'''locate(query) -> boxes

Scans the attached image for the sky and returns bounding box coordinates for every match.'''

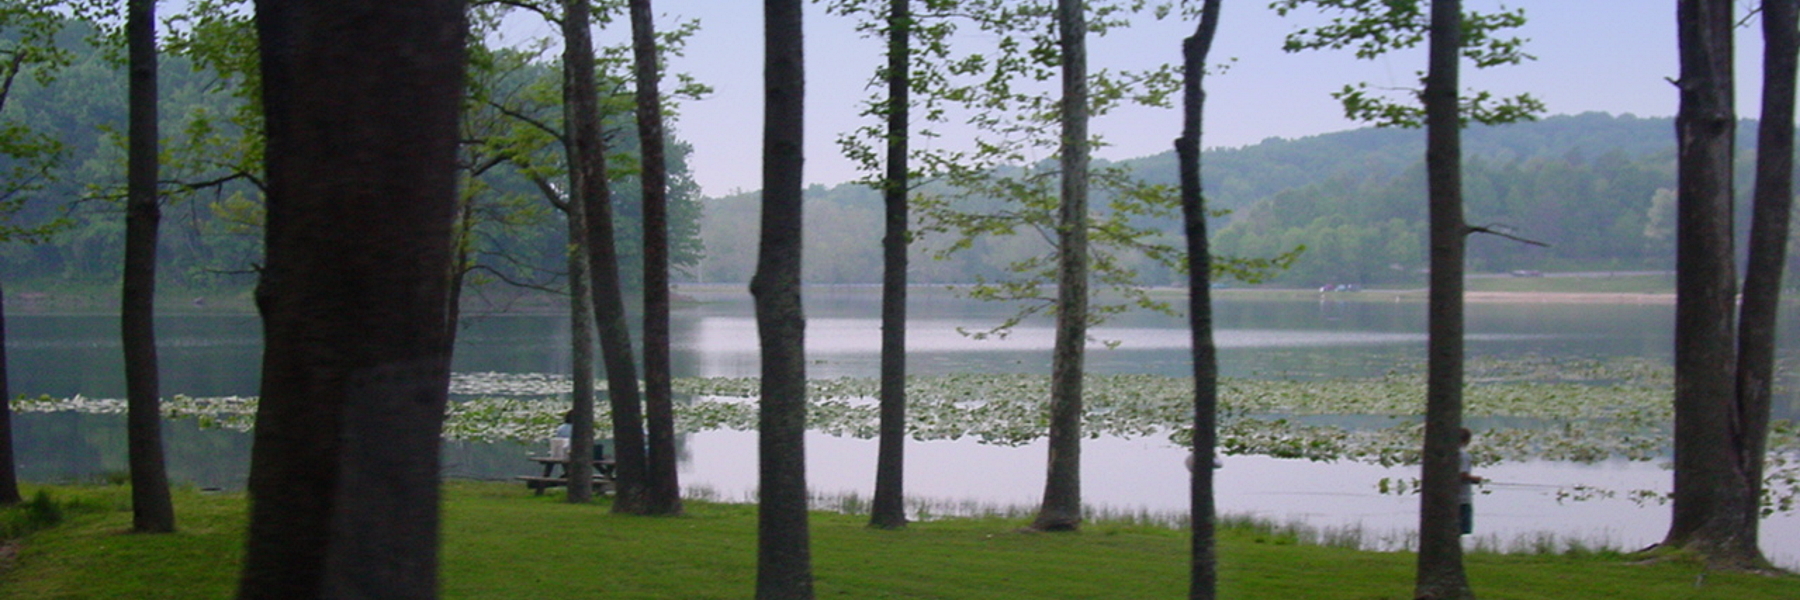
[507,1,1768,198]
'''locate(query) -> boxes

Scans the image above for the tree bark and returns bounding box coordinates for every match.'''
[754,0,813,597]
[869,0,912,532]
[557,1,607,505]
[630,0,682,516]
[238,2,466,598]
[1665,0,1761,570]
[563,0,650,514]
[1177,2,1223,597]
[558,176,600,504]
[1729,0,1797,569]
[1031,0,1089,533]
[123,0,175,535]
[0,278,16,506]
[1415,1,1472,598]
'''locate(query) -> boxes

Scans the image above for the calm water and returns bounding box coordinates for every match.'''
[8,286,1799,567]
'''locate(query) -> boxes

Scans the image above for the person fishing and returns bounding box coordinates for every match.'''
[1460,427,1485,535]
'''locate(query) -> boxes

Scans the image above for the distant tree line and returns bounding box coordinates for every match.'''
[700,113,1800,288]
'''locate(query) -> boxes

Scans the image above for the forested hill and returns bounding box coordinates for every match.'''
[700,112,1764,287]
[1127,112,1687,214]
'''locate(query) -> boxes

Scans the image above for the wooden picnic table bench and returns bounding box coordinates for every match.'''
[516,456,617,495]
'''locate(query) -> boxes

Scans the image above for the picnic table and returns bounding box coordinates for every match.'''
[516,456,617,495]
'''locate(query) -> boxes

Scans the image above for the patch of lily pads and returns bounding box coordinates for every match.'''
[13,355,1797,514]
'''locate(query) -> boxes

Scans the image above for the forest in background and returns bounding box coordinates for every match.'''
[0,26,1787,298]
[0,18,704,302]
[701,112,1783,288]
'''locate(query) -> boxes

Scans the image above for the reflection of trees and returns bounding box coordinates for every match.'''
[14,413,250,488]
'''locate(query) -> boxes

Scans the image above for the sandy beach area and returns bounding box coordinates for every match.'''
[1458,291,1676,304]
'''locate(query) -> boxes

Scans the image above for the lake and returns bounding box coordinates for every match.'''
[8,285,1799,568]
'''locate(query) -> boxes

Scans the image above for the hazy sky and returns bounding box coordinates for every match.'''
[510,1,1770,197]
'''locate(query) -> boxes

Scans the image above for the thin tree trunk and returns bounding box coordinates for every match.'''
[869,0,911,531]
[630,0,682,516]
[557,0,613,504]
[1031,0,1088,533]
[754,0,812,596]
[1723,0,1795,568]
[1178,5,1223,597]
[0,278,16,506]
[444,188,480,353]
[238,2,466,596]
[560,180,599,505]
[1666,0,1757,569]
[1415,1,1472,598]
[563,0,649,514]
[124,0,175,534]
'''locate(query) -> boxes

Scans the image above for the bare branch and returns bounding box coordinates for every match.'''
[1468,224,1550,247]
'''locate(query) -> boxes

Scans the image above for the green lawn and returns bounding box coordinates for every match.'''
[2,481,1794,599]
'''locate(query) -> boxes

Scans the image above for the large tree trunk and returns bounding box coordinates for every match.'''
[1730,0,1797,568]
[754,0,813,597]
[0,278,16,506]
[123,0,175,534]
[1415,1,1472,598]
[1030,0,1090,533]
[629,0,682,516]
[869,0,911,532]
[1177,2,1223,598]
[563,0,650,514]
[1665,0,1762,570]
[238,2,466,598]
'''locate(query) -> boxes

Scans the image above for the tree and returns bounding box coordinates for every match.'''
[828,0,919,531]
[629,0,682,516]
[1275,1,1541,597]
[1728,0,1796,569]
[1660,0,1783,569]
[122,0,175,534]
[566,0,651,515]
[1029,0,1091,533]
[0,0,72,507]
[235,2,466,597]
[1176,2,1222,596]
[1416,3,1471,595]
[558,0,608,506]
[754,0,813,596]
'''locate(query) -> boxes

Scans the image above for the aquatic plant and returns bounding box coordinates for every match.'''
[18,357,1798,514]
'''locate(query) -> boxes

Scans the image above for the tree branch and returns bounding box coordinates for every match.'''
[1468,224,1550,247]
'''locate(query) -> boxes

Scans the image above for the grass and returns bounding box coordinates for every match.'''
[2,481,1795,599]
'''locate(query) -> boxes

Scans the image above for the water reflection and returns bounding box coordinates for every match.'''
[6,289,1799,568]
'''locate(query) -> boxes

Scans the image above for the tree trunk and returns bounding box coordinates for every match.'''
[1177,2,1223,597]
[1415,1,1472,598]
[558,178,599,505]
[754,0,813,597]
[1665,0,1761,570]
[444,188,480,353]
[563,0,650,514]
[630,0,682,516]
[1730,0,1797,569]
[123,0,175,535]
[1031,0,1089,533]
[238,2,466,597]
[558,0,615,508]
[869,0,911,532]
[0,278,16,506]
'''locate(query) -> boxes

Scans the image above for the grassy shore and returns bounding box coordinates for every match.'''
[2,482,1794,599]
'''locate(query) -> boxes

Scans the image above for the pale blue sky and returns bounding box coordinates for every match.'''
[513,2,1769,197]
